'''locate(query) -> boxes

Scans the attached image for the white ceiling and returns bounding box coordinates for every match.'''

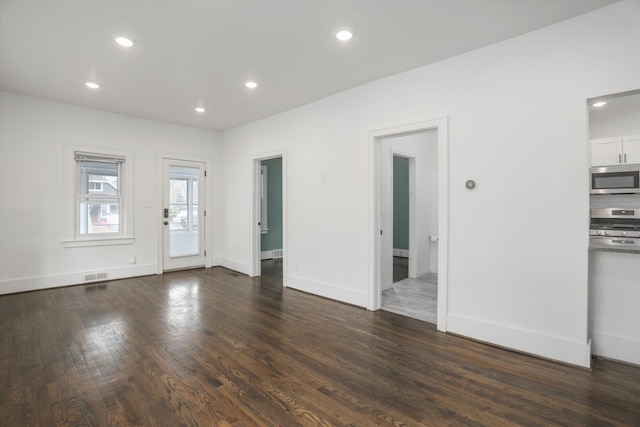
[0,0,618,131]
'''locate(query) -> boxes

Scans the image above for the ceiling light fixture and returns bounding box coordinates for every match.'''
[245,81,258,89]
[592,101,607,107]
[195,107,206,113]
[115,36,134,47]
[85,82,100,89]
[336,30,353,41]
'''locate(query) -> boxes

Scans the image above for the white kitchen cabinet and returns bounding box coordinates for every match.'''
[589,250,640,365]
[590,135,640,166]
[623,135,640,165]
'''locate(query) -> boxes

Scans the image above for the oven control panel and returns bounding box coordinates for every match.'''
[590,207,640,251]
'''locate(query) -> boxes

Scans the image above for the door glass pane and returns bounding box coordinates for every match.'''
[169,177,187,231]
[169,166,199,257]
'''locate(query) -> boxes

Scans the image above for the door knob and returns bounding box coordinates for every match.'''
[164,221,168,225]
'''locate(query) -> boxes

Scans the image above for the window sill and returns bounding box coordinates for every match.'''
[62,236,135,248]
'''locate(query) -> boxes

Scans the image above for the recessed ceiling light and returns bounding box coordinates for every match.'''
[115,37,134,47]
[592,101,607,107]
[195,107,206,113]
[336,30,353,41]
[245,81,258,89]
[85,82,100,89]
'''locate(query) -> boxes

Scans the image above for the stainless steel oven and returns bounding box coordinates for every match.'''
[590,208,640,250]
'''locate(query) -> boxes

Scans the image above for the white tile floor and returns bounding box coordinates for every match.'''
[381,273,438,324]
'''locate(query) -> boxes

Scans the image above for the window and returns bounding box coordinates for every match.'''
[63,146,133,247]
[76,152,124,235]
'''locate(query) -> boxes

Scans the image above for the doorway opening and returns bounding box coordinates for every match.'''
[369,118,448,331]
[381,133,438,324]
[251,151,287,282]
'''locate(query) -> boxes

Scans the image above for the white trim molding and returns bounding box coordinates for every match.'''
[287,274,367,308]
[368,116,449,332]
[0,263,157,295]
[592,331,640,366]
[448,313,592,368]
[393,248,409,258]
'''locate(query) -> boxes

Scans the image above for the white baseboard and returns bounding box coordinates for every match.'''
[393,249,409,258]
[415,269,431,278]
[381,281,394,291]
[448,313,592,368]
[261,249,283,260]
[0,263,157,295]
[220,257,250,276]
[592,331,640,366]
[286,274,367,308]
[208,256,222,267]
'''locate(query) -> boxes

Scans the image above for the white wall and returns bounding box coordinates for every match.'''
[219,1,640,367]
[0,92,221,294]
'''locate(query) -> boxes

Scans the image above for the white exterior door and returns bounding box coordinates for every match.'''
[162,159,205,271]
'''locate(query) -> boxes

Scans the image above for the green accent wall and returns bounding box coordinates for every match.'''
[393,156,409,250]
[261,157,283,251]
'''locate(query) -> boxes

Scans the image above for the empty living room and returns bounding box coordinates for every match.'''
[1,0,639,425]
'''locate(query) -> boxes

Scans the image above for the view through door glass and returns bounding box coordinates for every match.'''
[169,166,199,257]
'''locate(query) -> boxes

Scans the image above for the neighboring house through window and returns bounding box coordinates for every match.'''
[88,181,104,192]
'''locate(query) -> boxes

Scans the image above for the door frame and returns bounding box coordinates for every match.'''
[157,154,213,273]
[368,117,449,331]
[250,149,287,283]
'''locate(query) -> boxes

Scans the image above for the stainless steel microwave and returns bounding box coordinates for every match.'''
[590,164,640,194]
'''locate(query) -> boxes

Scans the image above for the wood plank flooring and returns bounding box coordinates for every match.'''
[2,263,640,426]
[393,256,409,283]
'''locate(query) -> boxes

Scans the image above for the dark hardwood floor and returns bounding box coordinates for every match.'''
[1,262,640,426]
[393,256,409,283]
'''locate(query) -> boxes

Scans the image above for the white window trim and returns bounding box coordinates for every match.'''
[62,144,134,248]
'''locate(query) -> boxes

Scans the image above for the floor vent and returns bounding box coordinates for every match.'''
[85,272,108,282]
[273,249,283,259]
